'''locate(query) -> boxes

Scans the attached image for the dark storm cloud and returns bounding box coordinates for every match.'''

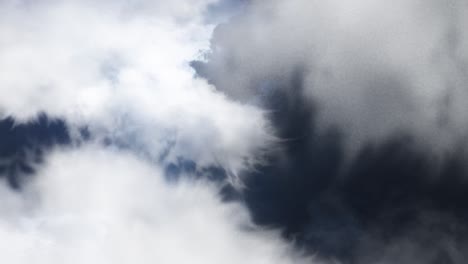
[193,1,468,263]
[199,0,468,152]
[195,60,468,263]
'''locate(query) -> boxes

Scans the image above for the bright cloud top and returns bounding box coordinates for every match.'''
[0,146,311,264]
[0,0,272,172]
[0,1,308,263]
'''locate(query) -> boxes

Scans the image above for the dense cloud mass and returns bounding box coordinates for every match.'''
[200,0,468,152]
[0,0,272,173]
[2,0,468,263]
[194,0,468,263]
[0,146,313,264]
[0,0,310,263]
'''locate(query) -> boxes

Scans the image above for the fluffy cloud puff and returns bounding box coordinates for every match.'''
[0,146,314,264]
[0,0,272,172]
[0,1,313,263]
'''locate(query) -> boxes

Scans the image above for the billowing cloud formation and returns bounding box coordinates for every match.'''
[0,146,312,264]
[4,0,468,263]
[0,0,271,172]
[194,1,468,263]
[201,0,468,152]
[0,1,317,263]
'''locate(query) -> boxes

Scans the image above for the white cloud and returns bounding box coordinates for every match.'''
[0,146,314,264]
[9,0,468,262]
[0,1,312,263]
[0,0,273,172]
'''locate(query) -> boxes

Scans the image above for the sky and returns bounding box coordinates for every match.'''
[1,0,468,263]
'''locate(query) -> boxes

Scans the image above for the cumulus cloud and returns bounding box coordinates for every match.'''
[0,146,314,264]
[201,0,468,153]
[4,0,468,263]
[0,0,272,172]
[0,1,315,263]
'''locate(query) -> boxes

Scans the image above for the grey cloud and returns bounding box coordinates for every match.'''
[200,0,468,153]
[193,1,468,263]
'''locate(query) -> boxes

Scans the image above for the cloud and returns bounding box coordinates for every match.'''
[4,0,468,263]
[0,0,272,173]
[200,0,468,153]
[0,146,315,264]
[193,1,468,263]
[0,1,316,263]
